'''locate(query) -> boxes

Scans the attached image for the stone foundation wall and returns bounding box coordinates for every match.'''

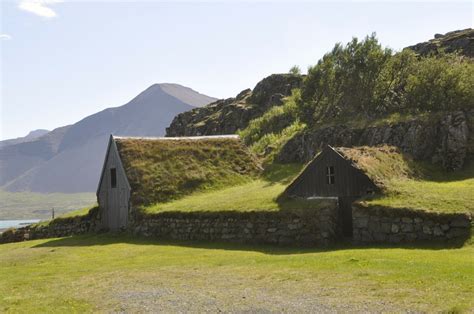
[353,204,472,243]
[133,206,339,246]
[0,207,100,244]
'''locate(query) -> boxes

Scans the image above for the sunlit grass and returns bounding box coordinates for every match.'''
[367,176,474,214]
[0,234,472,312]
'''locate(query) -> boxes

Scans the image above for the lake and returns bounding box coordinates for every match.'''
[0,219,41,231]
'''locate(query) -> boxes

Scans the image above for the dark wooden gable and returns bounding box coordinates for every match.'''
[285,146,378,198]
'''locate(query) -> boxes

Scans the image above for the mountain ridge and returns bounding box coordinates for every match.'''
[1,84,216,193]
[0,129,50,148]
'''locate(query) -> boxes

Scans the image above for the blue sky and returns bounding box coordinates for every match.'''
[0,1,472,140]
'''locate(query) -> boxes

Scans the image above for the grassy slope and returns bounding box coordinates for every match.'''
[32,205,97,228]
[145,179,333,213]
[143,164,330,213]
[0,235,472,312]
[367,161,474,214]
[145,158,474,215]
[0,190,96,220]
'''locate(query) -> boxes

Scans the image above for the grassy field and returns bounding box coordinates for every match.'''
[0,234,472,312]
[144,160,474,215]
[367,177,474,214]
[144,179,333,213]
[367,162,474,214]
[0,190,96,220]
[143,163,321,214]
[32,206,96,228]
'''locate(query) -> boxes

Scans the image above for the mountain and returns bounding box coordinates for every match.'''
[406,28,473,57]
[0,129,50,148]
[1,84,216,193]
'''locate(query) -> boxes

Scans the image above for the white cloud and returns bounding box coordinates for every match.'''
[18,0,63,18]
[0,34,12,40]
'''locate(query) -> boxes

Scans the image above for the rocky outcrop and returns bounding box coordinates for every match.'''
[166,74,303,137]
[406,28,474,58]
[353,204,472,244]
[277,110,472,170]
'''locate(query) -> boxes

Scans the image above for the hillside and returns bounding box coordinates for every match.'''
[241,33,474,172]
[406,28,473,57]
[166,74,303,137]
[163,30,474,176]
[1,84,216,193]
[0,129,49,148]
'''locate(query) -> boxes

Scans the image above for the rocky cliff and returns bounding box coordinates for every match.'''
[166,74,303,136]
[277,110,473,171]
[406,28,473,57]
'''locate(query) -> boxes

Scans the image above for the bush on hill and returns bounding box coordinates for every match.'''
[241,34,474,157]
[299,34,474,124]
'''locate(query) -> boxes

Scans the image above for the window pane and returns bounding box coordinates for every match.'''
[110,168,117,188]
[326,166,335,175]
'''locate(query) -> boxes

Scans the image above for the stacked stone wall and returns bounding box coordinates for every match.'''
[353,204,472,243]
[0,207,100,244]
[133,206,339,246]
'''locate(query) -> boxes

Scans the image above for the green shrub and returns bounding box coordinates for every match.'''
[240,89,301,145]
[299,35,474,124]
[248,121,305,158]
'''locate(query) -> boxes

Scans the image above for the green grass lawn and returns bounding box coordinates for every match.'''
[367,162,474,214]
[144,161,474,215]
[143,163,334,214]
[144,178,334,213]
[0,234,472,312]
[366,177,474,214]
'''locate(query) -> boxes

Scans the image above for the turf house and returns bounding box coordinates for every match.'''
[96,134,261,230]
[284,145,405,236]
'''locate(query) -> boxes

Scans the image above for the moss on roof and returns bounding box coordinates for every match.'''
[335,145,415,190]
[115,136,262,206]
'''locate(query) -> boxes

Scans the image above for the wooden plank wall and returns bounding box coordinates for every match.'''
[97,140,130,230]
[287,149,376,198]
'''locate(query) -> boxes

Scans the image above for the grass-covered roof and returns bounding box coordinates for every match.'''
[334,145,414,190]
[114,136,262,206]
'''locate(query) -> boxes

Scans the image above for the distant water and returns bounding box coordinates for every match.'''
[0,220,41,231]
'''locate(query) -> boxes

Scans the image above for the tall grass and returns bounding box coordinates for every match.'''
[239,89,306,158]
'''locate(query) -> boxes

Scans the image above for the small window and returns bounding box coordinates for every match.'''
[110,168,117,188]
[326,166,335,185]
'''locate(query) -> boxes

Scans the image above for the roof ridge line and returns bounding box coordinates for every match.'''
[112,134,240,140]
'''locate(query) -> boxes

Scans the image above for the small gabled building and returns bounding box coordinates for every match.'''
[285,145,407,236]
[96,134,261,230]
[284,146,382,199]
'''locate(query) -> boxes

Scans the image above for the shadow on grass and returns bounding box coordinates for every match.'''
[31,233,470,254]
[412,160,474,183]
[262,163,303,185]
